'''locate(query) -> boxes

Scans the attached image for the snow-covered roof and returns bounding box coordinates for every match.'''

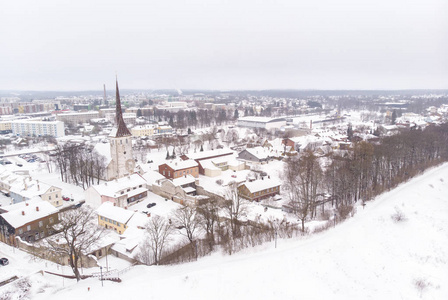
[140,170,166,186]
[9,178,56,199]
[165,159,198,170]
[241,179,281,193]
[185,148,234,160]
[1,199,58,228]
[182,186,196,194]
[96,202,135,224]
[91,174,147,197]
[172,175,195,186]
[243,146,271,160]
[238,116,286,123]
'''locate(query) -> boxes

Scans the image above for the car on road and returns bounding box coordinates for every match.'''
[0,257,9,266]
[146,203,156,208]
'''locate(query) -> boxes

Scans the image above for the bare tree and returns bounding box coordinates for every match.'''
[141,216,173,265]
[196,197,219,250]
[224,182,248,237]
[46,207,106,281]
[172,206,202,244]
[284,151,322,232]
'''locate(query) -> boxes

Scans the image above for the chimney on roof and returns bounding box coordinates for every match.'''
[26,202,29,206]
[36,206,39,212]
[37,180,40,191]
[22,211,25,215]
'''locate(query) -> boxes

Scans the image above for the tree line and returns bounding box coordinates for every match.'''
[284,123,448,233]
[53,143,106,189]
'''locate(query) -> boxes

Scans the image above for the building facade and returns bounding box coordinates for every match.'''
[11,119,65,138]
[0,200,59,245]
[158,160,199,179]
[238,179,281,202]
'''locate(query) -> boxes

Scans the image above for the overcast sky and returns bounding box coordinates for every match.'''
[0,0,447,91]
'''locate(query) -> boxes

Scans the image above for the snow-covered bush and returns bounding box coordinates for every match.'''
[391,207,407,223]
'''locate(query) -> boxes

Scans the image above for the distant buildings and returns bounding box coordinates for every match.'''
[56,111,99,126]
[131,124,157,137]
[11,119,65,138]
[237,116,286,130]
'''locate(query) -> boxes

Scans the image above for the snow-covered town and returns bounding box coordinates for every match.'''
[1,0,447,298]
[0,83,448,299]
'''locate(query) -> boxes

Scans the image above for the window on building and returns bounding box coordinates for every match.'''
[49,217,54,224]
[49,196,51,200]
[18,228,23,234]
[27,225,31,231]
[139,185,142,188]
[127,188,130,192]
[39,221,43,227]
[56,194,58,198]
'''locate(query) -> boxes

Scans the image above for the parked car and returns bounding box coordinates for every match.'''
[0,257,9,266]
[62,196,70,201]
[146,203,156,208]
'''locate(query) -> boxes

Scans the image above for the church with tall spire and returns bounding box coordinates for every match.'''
[108,78,135,180]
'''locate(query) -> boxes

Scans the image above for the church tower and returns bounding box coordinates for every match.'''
[109,78,135,180]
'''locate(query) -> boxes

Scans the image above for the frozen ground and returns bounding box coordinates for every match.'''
[1,162,447,299]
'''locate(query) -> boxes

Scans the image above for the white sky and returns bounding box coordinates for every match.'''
[0,0,447,91]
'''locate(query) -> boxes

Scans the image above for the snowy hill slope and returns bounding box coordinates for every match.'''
[37,163,448,300]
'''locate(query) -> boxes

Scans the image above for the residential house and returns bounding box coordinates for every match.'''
[97,202,135,234]
[238,146,272,163]
[0,198,59,246]
[85,173,148,208]
[181,148,236,175]
[9,177,63,207]
[158,159,199,179]
[152,175,207,206]
[238,178,281,202]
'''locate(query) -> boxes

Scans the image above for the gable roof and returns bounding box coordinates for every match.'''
[96,202,135,224]
[241,146,271,160]
[241,178,281,194]
[164,159,198,171]
[1,199,58,228]
[90,173,147,197]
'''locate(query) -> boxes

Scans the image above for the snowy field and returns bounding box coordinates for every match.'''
[1,162,447,299]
